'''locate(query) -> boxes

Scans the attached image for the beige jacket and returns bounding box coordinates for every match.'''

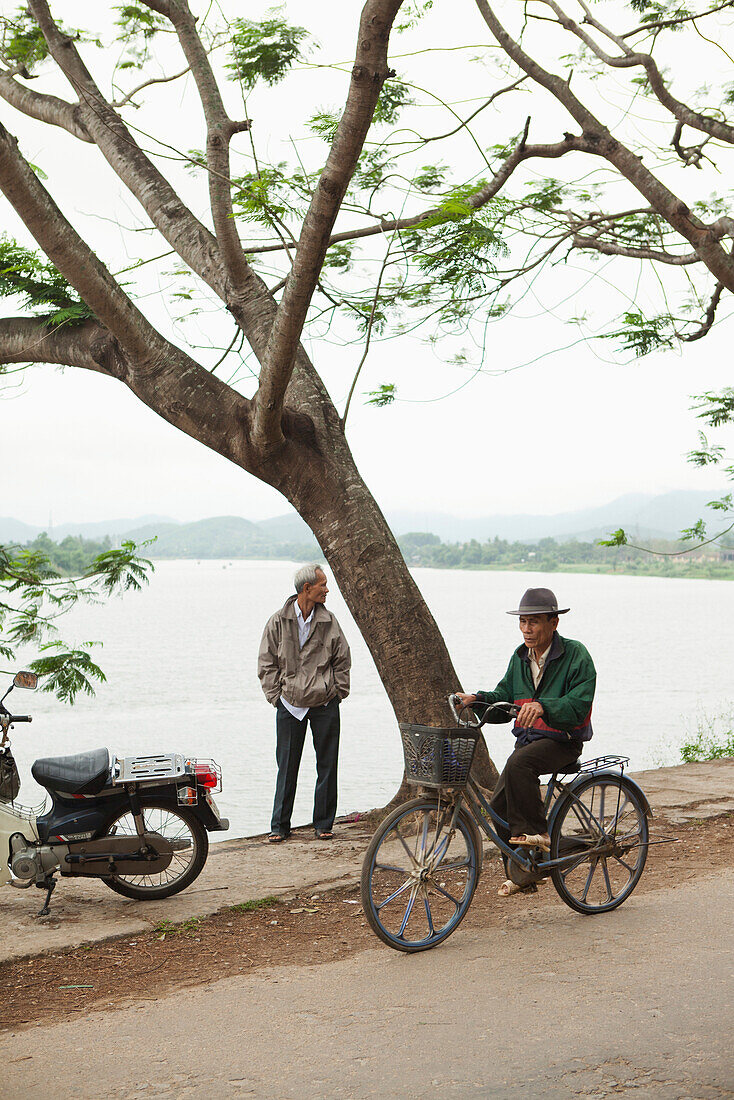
[257,595,351,708]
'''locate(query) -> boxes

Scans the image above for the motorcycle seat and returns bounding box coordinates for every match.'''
[32,748,111,796]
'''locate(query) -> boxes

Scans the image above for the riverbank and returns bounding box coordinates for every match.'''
[400,558,734,581]
[1,759,732,966]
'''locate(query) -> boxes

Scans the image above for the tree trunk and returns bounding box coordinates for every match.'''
[243,368,500,793]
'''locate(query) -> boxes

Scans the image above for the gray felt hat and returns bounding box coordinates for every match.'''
[506,587,570,616]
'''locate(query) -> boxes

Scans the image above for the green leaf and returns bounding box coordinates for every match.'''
[227,10,309,91]
[681,519,707,541]
[0,236,93,325]
[232,165,305,227]
[597,529,628,547]
[113,4,168,71]
[686,431,724,468]
[411,164,448,193]
[30,642,106,705]
[692,388,734,429]
[365,383,397,407]
[604,310,675,357]
[395,0,434,32]
[372,79,414,127]
[322,242,354,272]
[307,109,340,144]
[0,537,153,703]
[0,7,49,73]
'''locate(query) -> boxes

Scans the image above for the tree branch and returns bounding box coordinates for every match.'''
[474,0,734,294]
[25,0,228,304]
[137,0,253,289]
[418,77,527,146]
[680,281,725,342]
[534,0,734,146]
[0,316,111,372]
[111,64,191,109]
[0,311,259,478]
[0,68,91,140]
[571,235,701,264]
[252,0,404,447]
[0,119,172,370]
[243,132,605,257]
[622,0,734,38]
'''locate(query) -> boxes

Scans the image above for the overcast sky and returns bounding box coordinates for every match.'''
[1,0,731,526]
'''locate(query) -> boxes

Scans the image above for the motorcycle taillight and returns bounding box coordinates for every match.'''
[194,764,218,789]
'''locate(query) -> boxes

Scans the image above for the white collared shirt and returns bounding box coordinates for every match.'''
[528,642,552,689]
[281,602,315,720]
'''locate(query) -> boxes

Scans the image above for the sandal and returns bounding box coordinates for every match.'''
[315,830,334,840]
[509,833,551,851]
[497,879,538,897]
[268,833,287,844]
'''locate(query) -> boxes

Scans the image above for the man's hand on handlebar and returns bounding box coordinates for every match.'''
[453,693,477,710]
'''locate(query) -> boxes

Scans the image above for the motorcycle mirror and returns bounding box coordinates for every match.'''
[13,671,38,690]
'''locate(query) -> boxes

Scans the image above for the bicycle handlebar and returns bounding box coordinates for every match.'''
[1,714,31,724]
[448,694,518,728]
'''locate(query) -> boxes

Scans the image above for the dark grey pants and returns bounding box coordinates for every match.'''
[270,698,340,836]
[489,736,582,842]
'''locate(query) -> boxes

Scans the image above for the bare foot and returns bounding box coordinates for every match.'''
[509,832,550,850]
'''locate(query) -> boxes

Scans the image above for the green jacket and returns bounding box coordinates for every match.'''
[476,632,596,745]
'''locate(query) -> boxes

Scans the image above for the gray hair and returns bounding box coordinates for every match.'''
[294,562,326,593]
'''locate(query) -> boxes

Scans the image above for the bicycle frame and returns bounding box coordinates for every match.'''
[449,762,641,878]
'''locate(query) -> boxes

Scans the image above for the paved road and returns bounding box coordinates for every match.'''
[3,870,733,1099]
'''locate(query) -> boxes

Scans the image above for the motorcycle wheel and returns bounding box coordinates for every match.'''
[102,800,209,900]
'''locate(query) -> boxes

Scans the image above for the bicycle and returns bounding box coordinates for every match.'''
[360,697,652,952]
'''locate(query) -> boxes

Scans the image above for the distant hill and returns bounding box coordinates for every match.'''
[0,518,42,543]
[385,490,725,543]
[2,489,726,557]
[0,515,173,543]
[124,515,319,559]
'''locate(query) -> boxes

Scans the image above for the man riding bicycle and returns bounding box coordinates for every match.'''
[455,587,596,897]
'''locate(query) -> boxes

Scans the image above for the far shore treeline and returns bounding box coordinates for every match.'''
[15,524,734,582]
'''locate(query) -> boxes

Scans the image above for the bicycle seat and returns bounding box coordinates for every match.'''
[32,748,110,796]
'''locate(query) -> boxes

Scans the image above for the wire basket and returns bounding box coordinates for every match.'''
[400,723,480,789]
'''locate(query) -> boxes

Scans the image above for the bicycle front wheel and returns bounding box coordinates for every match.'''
[360,796,480,952]
[550,775,649,915]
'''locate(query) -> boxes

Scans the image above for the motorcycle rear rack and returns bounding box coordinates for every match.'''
[112,753,191,785]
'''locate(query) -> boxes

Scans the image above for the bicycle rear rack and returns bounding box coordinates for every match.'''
[577,754,629,773]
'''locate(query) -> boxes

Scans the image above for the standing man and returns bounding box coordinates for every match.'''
[455,587,596,897]
[258,563,351,843]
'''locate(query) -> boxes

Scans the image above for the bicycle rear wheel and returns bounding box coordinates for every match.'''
[550,775,649,914]
[360,796,480,952]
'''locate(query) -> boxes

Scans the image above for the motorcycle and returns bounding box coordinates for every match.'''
[0,671,229,915]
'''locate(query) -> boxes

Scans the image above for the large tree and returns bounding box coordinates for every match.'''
[0,0,731,782]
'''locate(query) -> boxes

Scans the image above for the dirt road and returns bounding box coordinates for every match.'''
[2,823,732,1100]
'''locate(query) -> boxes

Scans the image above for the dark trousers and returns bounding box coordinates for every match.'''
[489,737,582,847]
[270,698,340,836]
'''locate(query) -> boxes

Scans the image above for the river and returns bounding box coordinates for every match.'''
[9,560,731,839]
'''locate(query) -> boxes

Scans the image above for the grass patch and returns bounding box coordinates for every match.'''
[153,916,203,938]
[228,896,280,913]
[680,729,734,763]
